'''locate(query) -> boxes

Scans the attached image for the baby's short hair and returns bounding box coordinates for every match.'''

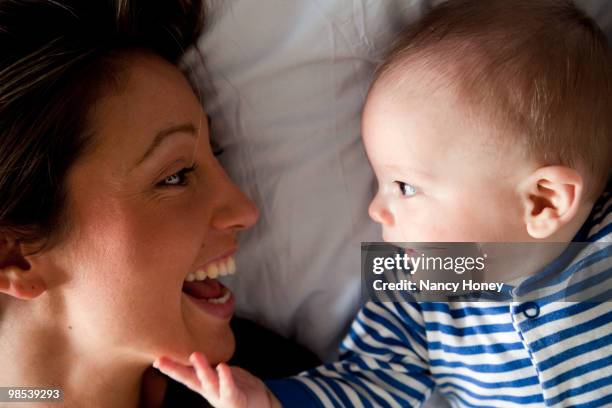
[376,0,611,199]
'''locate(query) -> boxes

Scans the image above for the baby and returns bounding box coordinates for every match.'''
[155,0,612,406]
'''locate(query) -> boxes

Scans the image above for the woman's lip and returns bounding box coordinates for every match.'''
[193,248,237,271]
[183,284,235,320]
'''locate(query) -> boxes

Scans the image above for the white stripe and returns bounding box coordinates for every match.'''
[541,352,612,401]
[536,340,612,384]
[422,308,513,330]
[548,383,612,407]
[426,323,523,346]
[435,373,543,398]
[348,318,428,367]
[437,383,545,407]
[431,364,539,385]
[353,309,429,360]
[525,317,611,364]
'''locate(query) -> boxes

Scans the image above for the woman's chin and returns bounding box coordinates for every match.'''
[181,310,236,364]
[210,328,235,364]
[153,326,234,367]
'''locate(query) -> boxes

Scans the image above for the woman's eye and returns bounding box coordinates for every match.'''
[210,138,224,157]
[395,181,417,197]
[158,164,198,187]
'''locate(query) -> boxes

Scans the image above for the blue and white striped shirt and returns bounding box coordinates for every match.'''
[268,186,612,407]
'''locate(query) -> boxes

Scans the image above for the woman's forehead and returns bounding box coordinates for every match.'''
[83,52,205,164]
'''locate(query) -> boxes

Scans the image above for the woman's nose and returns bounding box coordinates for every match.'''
[368,194,394,226]
[211,174,260,231]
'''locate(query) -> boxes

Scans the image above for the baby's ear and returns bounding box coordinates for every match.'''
[0,236,46,299]
[519,166,583,239]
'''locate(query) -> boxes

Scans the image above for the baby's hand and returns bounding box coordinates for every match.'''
[154,352,280,408]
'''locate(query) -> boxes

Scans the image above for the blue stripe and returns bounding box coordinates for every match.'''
[541,354,612,389]
[429,357,533,372]
[420,303,509,317]
[569,393,612,408]
[433,371,540,389]
[364,359,434,389]
[312,376,355,408]
[519,301,603,332]
[371,369,427,404]
[424,321,515,336]
[545,375,612,405]
[354,316,418,350]
[438,380,544,404]
[266,379,325,408]
[389,302,427,338]
[518,246,611,298]
[536,332,612,371]
[346,323,406,360]
[320,365,378,408]
[346,317,429,369]
[515,243,585,295]
[428,341,524,355]
[589,223,612,242]
[309,376,350,408]
[536,266,612,307]
[363,305,427,350]
[342,352,434,390]
[442,390,498,408]
[530,311,612,354]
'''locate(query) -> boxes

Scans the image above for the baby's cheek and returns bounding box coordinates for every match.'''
[397,219,440,242]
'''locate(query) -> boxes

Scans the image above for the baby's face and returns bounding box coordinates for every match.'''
[363,73,536,243]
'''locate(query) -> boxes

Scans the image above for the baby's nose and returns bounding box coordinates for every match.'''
[368,196,394,226]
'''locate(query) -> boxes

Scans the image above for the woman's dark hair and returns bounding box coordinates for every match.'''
[0,0,205,251]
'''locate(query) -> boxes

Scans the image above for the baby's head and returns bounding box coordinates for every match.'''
[364,0,611,243]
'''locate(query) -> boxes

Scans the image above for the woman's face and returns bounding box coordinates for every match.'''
[42,52,258,365]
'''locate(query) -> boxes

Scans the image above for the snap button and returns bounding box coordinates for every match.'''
[522,302,540,319]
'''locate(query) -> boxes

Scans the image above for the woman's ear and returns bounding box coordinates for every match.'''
[519,166,584,239]
[0,237,46,299]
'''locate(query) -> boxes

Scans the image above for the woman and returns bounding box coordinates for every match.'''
[0,0,262,406]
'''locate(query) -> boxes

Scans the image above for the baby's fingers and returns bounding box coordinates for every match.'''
[218,363,246,405]
[154,356,201,392]
[190,352,222,399]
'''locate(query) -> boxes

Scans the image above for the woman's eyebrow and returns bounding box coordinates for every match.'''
[134,123,197,168]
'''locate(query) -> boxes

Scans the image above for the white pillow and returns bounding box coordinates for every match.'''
[182,0,430,360]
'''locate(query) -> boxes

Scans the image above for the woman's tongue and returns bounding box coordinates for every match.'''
[182,278,223,299]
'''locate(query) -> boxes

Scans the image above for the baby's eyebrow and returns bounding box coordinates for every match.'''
[383,164,432,179]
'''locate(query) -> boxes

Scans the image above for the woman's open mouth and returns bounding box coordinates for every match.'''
[182,255,236,319]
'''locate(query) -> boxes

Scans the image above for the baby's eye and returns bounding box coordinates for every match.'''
[395,181,417,197]
[158,164,198,187]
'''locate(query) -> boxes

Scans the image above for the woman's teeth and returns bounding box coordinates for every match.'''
[185,256,236,282]
[207,289,231,304]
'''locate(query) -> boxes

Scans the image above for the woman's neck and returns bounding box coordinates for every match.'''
[0,301,152,408]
